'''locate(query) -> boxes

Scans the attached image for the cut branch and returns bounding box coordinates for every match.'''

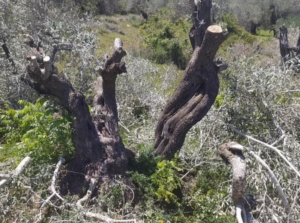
[77,178,137,223]
[218,142,249,223]
[0,156,31,188]
[50,43,73,61]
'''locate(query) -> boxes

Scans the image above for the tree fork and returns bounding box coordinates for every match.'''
[154,8,228,159]
[23,38,130,194]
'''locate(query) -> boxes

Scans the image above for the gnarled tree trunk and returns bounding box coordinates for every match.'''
[154,0,228,159]
[24,39,130,194]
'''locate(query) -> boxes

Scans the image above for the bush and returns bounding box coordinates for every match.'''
[221,13,257,46]
[140,9,191,69]
[0,98,74,164]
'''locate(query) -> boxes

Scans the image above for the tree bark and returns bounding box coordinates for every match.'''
[279,26,290,62]
[189,0,212,51]
[154,0,228,159]
[24,39,130,194]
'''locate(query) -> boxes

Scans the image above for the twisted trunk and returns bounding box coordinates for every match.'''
[24,39,129,194]
[154,0,228,159]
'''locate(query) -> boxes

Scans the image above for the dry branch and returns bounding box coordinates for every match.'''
[247,149,294,223]
[77,178,137,223]
[0,156,31,188]
[36,157,65,222]
[228,124,300,178]
[218,142,249,223]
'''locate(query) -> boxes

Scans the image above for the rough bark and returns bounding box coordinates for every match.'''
[154,0,228,159]
[279,26,290,62]
[23,38,129,194]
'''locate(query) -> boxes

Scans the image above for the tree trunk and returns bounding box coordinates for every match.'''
[154,0,228,159]
[279,26,300,63]
[24,39,130,194]
[189,0,212,51]
[279,26,290,62]
[270,4,277,26]
[250,22,258,35]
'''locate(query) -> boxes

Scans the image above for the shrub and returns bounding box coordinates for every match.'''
[0,98,74,164]
[140,9,191,69]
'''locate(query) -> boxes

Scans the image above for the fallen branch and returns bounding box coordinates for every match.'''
[218,142,249,223]
[227,124,300,178]
[77,178,137,223]
[36,157,65,222]
[247,148,294,223]
[0,156,31,188]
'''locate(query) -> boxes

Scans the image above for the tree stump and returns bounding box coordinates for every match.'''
[154,0,228,159]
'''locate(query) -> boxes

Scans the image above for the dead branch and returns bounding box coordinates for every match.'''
[247,149,294,223]
[50,43,73,61]
[228,124,300,178]
[0,156,31,188]
[76,178,137,223]
[36,157,65,222]
[218,142,250,223]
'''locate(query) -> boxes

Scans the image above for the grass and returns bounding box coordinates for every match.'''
[256,29,273,40]
[95,15,144,57]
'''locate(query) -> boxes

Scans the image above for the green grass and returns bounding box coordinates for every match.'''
[256,29,273,40]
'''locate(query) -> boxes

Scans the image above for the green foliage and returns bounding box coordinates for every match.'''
[129,145,182,206]
[0,98,74,163]
[185,166,235,223]
[151,159,183,205]
[129,144,160,176]
[140,9,191,69]
[220,13,256,47]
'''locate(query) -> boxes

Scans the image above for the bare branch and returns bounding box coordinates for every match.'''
[50,43,73,61]
[0,156,31,188]
[228,124,300,178]
[76,178,137,223]
[37,157,65,222]
[247,149,295,223]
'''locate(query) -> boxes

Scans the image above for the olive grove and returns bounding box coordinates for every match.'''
[1,0,300,222]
